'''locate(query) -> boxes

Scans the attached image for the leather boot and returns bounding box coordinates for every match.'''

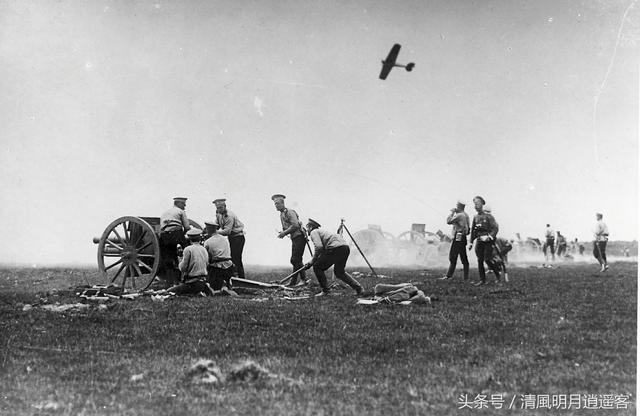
[339,272,364,295]
[315,271,329,291]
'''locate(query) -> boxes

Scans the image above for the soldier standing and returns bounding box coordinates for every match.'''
[213,198,246,279]
[158,197,191,285]
[543,224,556,262]
[570,238,579,255]
[469,196,502,285]
[556,231,567,259]
[272,194,309,287]
[483,205,512,268]
[440,200,470,281]
[303,219,364,297]
[593,212,609,272]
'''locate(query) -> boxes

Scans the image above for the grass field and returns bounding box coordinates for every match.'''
[0,261,636,415]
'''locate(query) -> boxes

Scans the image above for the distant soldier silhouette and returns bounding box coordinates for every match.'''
[556,231,567,259]
[543,224,556,262]
[593,213,609,272]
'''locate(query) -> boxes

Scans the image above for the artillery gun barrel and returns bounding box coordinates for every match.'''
[92,237,125,247]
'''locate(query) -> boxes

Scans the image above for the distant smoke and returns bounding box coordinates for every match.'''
[346,239,450,268]
[253,96,265,117]
[346,240,638,269]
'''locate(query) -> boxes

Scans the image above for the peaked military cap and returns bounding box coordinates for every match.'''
[271,194,286,201]
[173,197,188,202]
[212,198,226,205]
[186,228,202,238]
[306,218,321,228]
[204,219,219,227]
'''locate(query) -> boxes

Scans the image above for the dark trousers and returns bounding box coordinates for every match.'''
[475,240,501,282]
[593,241,607,264]
[158,230,187,284]
[229,235,245,278]
[168,276,211,296]
[289,235,307,284]
[557,244,566,257]
[446,239,469,279]
[312,245,362,293]
[207,266,233,290]
[544,238,556,260]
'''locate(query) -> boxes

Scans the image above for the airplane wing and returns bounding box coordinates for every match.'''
[385,44,401,64]
[379,62,393,80]
[379,44,401,80]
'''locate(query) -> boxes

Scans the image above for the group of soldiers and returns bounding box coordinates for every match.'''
[156,197,242,294]
[543,225,577,261]
[156,194,612,295]
[157,195,363,297]
[542,213,610,272]
[441,196,612,283]
[272,194,363,296]
[440,196,510,285]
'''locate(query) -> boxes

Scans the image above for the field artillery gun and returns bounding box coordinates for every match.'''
[348,225,397,265]
[348,223,449,267]
[395,224,446,266]
[93,216,202,290]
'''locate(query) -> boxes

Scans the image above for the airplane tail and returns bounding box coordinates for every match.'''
[406,63,415,72]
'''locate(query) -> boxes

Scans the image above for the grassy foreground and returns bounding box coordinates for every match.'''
[0,262,636,415]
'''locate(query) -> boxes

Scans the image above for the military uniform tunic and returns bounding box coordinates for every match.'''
[445,210,470,279]
[470,211,501,283]
[215,209,246,279]
[279,208,307,285]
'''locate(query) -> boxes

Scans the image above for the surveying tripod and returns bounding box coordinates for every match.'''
[337,218,380,279]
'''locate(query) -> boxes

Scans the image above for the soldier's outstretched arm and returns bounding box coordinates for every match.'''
[217,215,233,236]
[181,211,190,231]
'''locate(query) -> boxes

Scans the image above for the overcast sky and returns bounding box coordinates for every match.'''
[0,0,637,266]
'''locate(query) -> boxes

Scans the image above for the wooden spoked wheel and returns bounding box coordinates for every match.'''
[396,231,427,246]
[396,231,429,265]
[349,229,396,265]
[96,216,160,291]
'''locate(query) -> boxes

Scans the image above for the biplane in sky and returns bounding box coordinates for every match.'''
[379,43,415,80]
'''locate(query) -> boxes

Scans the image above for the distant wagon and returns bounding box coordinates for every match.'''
[93,216,202,290]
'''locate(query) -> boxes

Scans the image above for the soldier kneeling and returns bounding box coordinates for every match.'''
[169,229,214,296]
